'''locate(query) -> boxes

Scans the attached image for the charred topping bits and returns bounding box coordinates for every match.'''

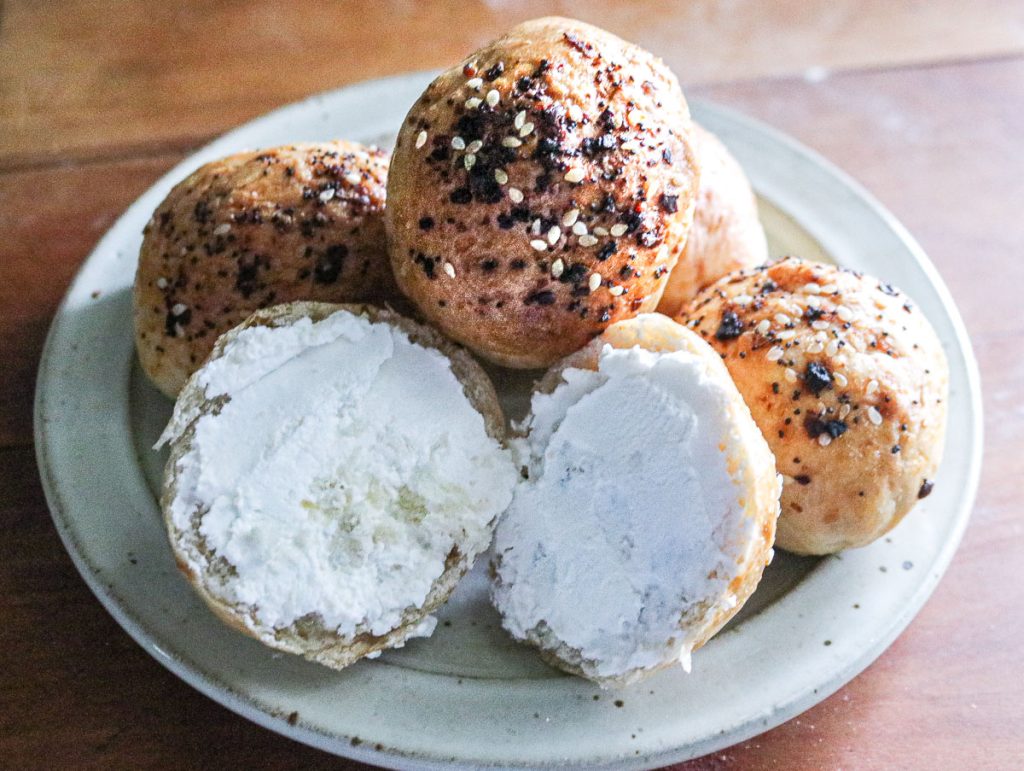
[804,361,833,395]
[716,311,744,340]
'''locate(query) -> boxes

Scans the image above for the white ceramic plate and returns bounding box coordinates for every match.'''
[35,72,981,769]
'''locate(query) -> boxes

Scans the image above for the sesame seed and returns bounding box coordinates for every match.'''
[466,139,483,153]
[620,140,641,152]
[564,168,586,184]
[767,346,785,362]
[485,89,500,107]
[568,104,584,122]
[593,226,609,237]
[502,136,522,148]
[807,295,822,308]
[173,323,184,337]
[513,110,526,130]
[834,371,849,387]
[826,339,840,356]
[807,341,825,354]
[818,433,833,447]
[775,313,791,325]
[415,130,428,149]
[609,285,624,296]
[657,245,669,262]
[451,136,466,150]
[494,169,508,185]
[466,77,483,89]
[733,294,753,306]
[213,223,231,236]
[822,283,839,294]
[465,97,482,109]
[443,261,456,279]
[518,122,535,137]
[547,225,561,245]
[572,221,588,236]
[777,330,796,340]
[867,406,883,425]
[171,303,188,316]
[345,172,361,185]
[814,330,829,342]
[866,379,879,395]
[179,246,188,255]
[610,223,628,237]
[784,367,798,382]
[508,187,524,203]
[551,258,564,278]
[531,218,542,235]
[530,239,548,252]
[589,273,602,292]
[579,234,598,247]
[836,304,855,322]
[839,403,851,418]
[812,319,830,331]
[463,154,476,170]
[628,109,647,125]
[756,319,771,335]
[155,277,168,289]
[803,282,821,294]
[562,209,580,227]
[319,188,335,202]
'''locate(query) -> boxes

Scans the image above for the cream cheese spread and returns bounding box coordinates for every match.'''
[491,344,748,680]
[161,310,517,639]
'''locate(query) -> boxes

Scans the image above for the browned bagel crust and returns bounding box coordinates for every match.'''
[680,257,948,554]
[386,17,700,368]
[134,141,396,397]
[656,123,767,317]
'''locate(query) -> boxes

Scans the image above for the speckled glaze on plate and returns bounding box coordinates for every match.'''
[35,72,981,769]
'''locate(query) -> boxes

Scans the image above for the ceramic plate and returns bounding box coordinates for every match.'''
[35,72,981,768]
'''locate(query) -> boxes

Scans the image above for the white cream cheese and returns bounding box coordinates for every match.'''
[491,344,749,681]
[160,310,517,639]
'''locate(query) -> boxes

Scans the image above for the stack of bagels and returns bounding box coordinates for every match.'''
[136,17,948,687]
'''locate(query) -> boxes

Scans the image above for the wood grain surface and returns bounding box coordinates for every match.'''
[1,2,1022,768]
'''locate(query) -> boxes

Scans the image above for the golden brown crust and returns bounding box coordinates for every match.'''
[161,301,508,670]
[680,257,948,555]
[386,17,700,369]
[134,141,397,397]
[656,123,768,317]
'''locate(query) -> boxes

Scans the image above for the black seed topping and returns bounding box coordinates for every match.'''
[597,242,616,262]
[804,361,833,395]
[313,244,347,284]
[805,416,848,440]
[879,282,899,296]
[510,259,527,270]
[496,213,514,229]
[485,61,504,81]
[715,311,744,341]
[481,259,498,272]
[794,475,812,485]
[414,252,436,279]
[525,290,556,306]
[918,479,934,499]
[659,194,679,213]
[449,187,472,204]
[418,216,435,231]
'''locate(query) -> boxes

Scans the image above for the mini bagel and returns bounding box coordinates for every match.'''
[491,314,780,686]
[386,17,700,368]
[159,302,517,669]
[681,257,948,555]
[134,141,396,397]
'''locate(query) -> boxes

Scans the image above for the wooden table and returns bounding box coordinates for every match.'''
[2,2,1022,767]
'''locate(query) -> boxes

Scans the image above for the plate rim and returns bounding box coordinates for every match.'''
[34,70,983,769]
